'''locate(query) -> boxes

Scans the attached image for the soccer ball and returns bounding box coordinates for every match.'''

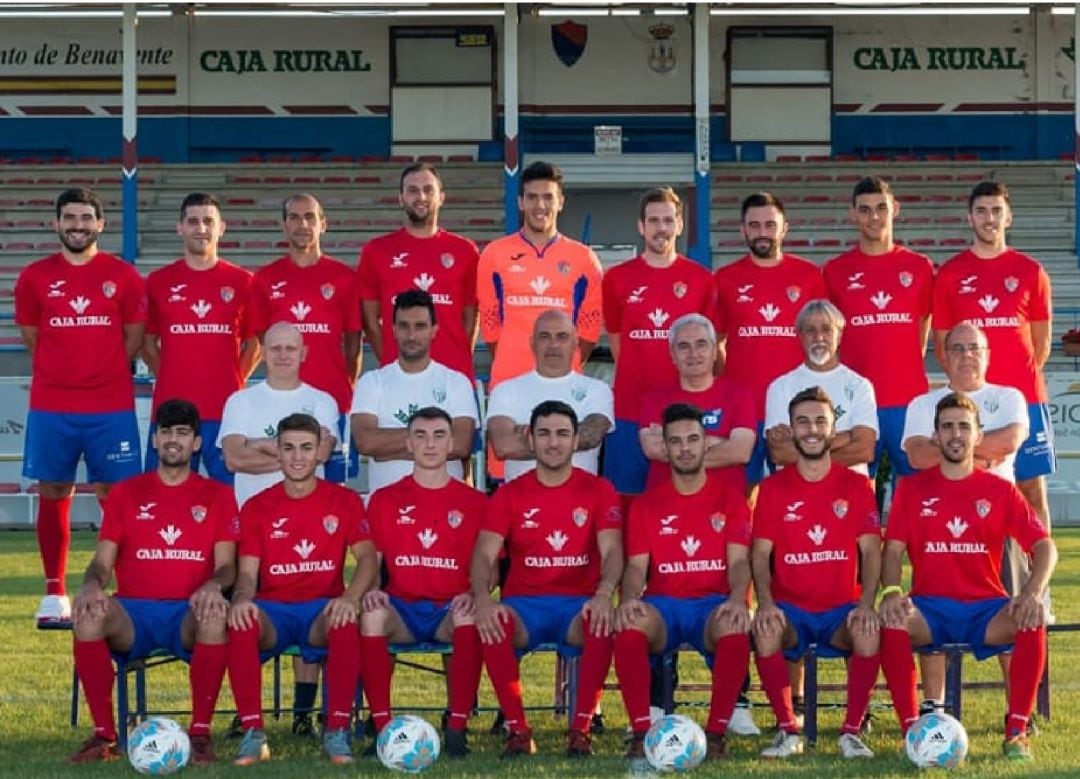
[376,715,441,773]
[644,714,707,772]
[127,717,190,775]
[905,711,969,769]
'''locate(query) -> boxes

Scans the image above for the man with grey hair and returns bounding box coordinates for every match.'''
[487,310,613,481]
[639,313,756,496]
[764,299,878,474]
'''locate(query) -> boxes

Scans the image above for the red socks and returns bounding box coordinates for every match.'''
[325,624,360,731]
[880,627,918,733]
[480,613,529,733]
[189,642,227,737]
[226,622,264,730]
[755,650,799,733]
[707,634,751,735]
[447,625,482,732]
[842,653,880,734]
[571,619,613,734]
[1007,627,1047,738]
[74,638,117,742]
[37,496,71,595]
[614,628,652,734]
[360,635,394,732]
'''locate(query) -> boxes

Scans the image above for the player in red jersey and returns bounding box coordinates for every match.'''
[615,403,753,764]
[358,162,479,378]
[15,188,147,628]
[225,413,377,766]
[601,187,716,497]
[639,313,756,496]
[932,181,1054,540]
[879,392,1057,761]
[470,400,623,758]
[712,192,826,486]
[144,193,259,484]
[248,193,362,482]
[68,400,239,765]
[360,407,485,758]
[751,386,882,760]
[823,177,934,478]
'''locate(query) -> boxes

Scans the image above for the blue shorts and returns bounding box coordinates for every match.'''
[1014,403,1056,481]
[603,419,648,495]
[746,421,771,486]
[144,420,233,486]
[646,594,727,667]
[324,414,348,484]
[257,599,330,664]
[501,594,588,658]
[23,409,142,484]
[113,598,192,663]
[912,595,1011,660]
[776,601,855,662]
[389,596,451,644]
[874,406,914,478]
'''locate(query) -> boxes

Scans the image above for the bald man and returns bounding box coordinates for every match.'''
[486,309,613,481]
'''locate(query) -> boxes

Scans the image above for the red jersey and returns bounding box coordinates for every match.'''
[639,378,756,494]
[712,254,826,419]
[932,248,1051,403]
[484,468,622,597]
[368,475,486,602]
[146,259,254,419]
[627,474,751,599]
[357,228,479,378]
[753,463,879,611]
[100,471,239,600]
[248,256,361,412]
[239,480,370,602]
[886,467,1048,601]
[602,256,715,421]
[14,252,146,413]
[823,246,934,408]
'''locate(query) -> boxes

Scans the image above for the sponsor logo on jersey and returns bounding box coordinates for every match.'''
[290,300,312,320]
[293,538,316,559]
[783,500,804,522]
[958,275,978,294]
[847,272,865,290]
[397,506,416,525]
[191,505,207,524]
[190,299,212,319]
[977,294,999,313]
[48,279,67,298]
[736,284,754,303]
[432,386,447,403]
[870,290,892,310]
[627,285,647,303]
[946,515,968,538]
[102,280,117,299]
[69,295,91,314]
[323,514,339,534]
[270,280,287,299]
[680,535,701,557]
[557,261,570,275]
[546,530,569,551]
[807,524,828,545]
[920,497,940,517]
[759,303,780,322]
[159,524,183,546]
[413,272,435,291]
[418,528,438,549]
[530,276,551,295]
[647,308,669,328]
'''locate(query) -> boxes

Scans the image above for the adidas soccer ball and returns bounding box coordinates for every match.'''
[644,714,707,772]
[376,715,441,773]
[905,711,969,768]
[127,717,190,775]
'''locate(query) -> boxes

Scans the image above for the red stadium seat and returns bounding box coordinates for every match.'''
[907,238,936,248]
[714,174,743,183]
[939,237,967,247]
[242,240,272,250]
[745,174,772,183]
[776,155,802,163]
[448,155,474,162]
[805,174,832,183]
[355,176,381,184]
[813,238,841,247]
[934,215,963,224]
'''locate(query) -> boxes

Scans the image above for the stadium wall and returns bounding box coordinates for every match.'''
[0,11,1072,161]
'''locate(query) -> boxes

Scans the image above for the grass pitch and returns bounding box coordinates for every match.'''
[2,529,1079,777]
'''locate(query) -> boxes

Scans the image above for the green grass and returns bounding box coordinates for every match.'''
[3,529,1080,777]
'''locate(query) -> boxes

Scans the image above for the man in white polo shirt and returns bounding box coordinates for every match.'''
[765,299,878,475]
[486,310,613,481]
[902,319,1029,719]
[351,289,477,492]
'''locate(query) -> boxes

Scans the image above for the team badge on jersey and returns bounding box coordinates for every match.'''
[833,499,849,519]
[102,280,117,299]
[557,261,571,275]
[1004,276,1019,293]
[898,272,913,288]
[786,285,801,302]
[571,385,586,402]
[432,387,447,403]
[673,281,687,299]
[321,283,335,300]
[975,499,991,518]
[191,505,207,524]
[323,514,340,534]
[220,286,235,302]
[710,512,726,533]
[572,507,588,527]
[447,509,463,529]
[441,253,455,269]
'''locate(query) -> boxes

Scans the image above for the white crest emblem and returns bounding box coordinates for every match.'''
[946,515,969,539]
[290,300,312,321]
[191,505,207,524]
[530,276,551,295]
[759,303,780,322]
[546,530,569,551]
[69,295,91,315]
[323,514,339,534]
[710,513,726,533]
[190,299,212,319]
[447,510,463,529]
[1004,276,1019,293]
[441,253,455,269]
[898,271,913,288]
[680,535,701,557]
[807,524,828,546]
[833,499,849,519]
[220,286,234,302]
[293,538,316,559]
[417,528,438,549]
[159,524,182,546]
[975,499,991,518]
[572,507,588,527]
[102,280,117,299]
